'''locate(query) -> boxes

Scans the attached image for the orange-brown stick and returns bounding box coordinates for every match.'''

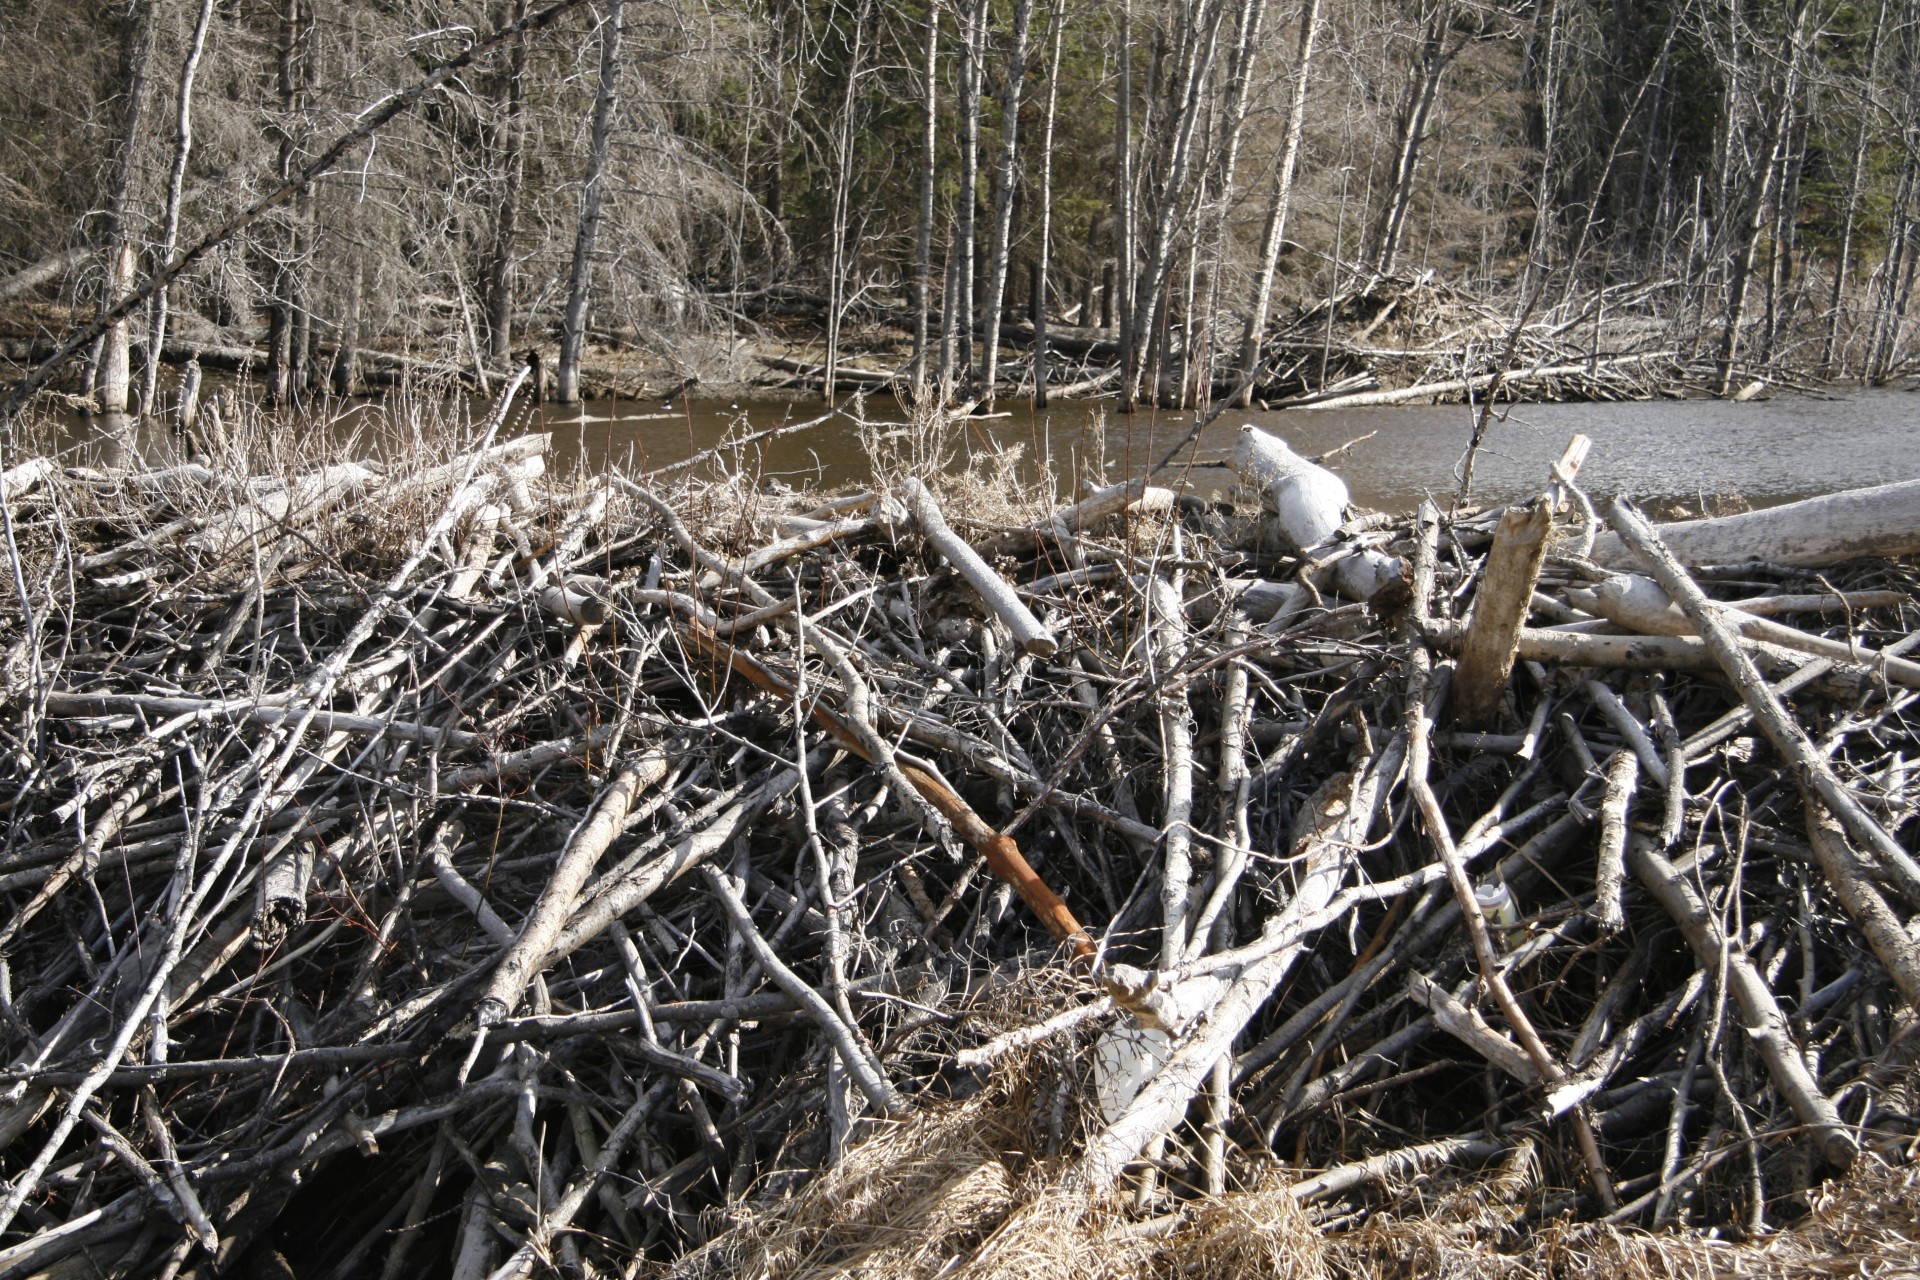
[687,621,1095,959]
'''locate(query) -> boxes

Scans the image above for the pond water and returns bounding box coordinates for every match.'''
[529,388,1920,512]
[50,383,1920,515]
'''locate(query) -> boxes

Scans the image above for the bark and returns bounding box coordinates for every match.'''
[1236,0,1320,402]
[1450,499,1551,727]
[1031,10,1064,406]
[911,0,939,394]
[1581,477,1920,569]
[1608,498,1920,901]
[1627,841,1855,1169]
[1189,0,1266,407]
[1122,0,1230,406]
[978,0,1036,406]
[141,0,216,419]
[485,0,531,362]
[1373,0,1456,277]
[97,0,158,418]
[556,0,624,405]
[954,0,985,384]
[903,479,1055,655]
[1715,0,1812,395]
[822,0,873,401]
[1115,0,1136,409]
[264,0,310,409]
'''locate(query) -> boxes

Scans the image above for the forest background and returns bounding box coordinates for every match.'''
[1,0,1914,416]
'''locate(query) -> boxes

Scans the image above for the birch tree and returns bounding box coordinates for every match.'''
[557,0,625,405]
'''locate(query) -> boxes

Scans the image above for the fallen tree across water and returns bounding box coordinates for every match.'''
[1,399,1918,1277]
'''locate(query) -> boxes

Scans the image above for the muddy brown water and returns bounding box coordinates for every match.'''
[48,385,1920,514]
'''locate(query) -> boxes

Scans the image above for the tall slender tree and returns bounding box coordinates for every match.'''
[557,0,625,405]
[978,0,1037,406]
[95,0,158,420]
[486,0,532,362]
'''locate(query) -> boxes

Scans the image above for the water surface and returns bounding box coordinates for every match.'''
[52,384,1920,514]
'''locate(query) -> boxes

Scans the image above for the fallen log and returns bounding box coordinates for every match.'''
[1582,477,1920,568]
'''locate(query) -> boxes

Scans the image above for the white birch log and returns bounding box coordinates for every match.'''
[1232,424,1346,550]
[1077,737,1403,1190]
[0,458,53,502]
[1567,572,1920,688]
[903,478,1056,655]
[1582,477,1920,569]
[190,462,379,556]
[1232,425,1403,601]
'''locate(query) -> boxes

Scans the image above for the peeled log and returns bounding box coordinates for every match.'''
[903,479,1056,656]
[1451,499,1551,726]
[1232,425,1403,602]
[1567,572,1920,689]
[1232,425,1347,551]
[1,458,53,502]
[1582,478,1920,569]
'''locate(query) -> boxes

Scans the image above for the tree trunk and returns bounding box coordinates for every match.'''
[823,0,873,401]
[1032,9,1064,407]
[1372,0,1455,278]
[486,0,531,363]
[556,0,624,406]
[1524,0,1560,275]
[264,0,309,409]
[954,0,984,386]
[334,257,363,397]
[1192,0,1267,409]
[977,0,1036,407]
[1115,0,1137,411]
[1826,0,1888,370]
[1715,0,1810,395]
[97,0,158,419]
[1122,0,1230,407]
[912,0,939,395]
[1237,0,1320,403]
[142,0,215,418]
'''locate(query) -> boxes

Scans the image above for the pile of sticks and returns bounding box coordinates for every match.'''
[1,387,1918,1277]
[1252,272,1691,408]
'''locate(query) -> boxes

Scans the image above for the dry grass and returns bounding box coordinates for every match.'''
[665,1003,1920,1280]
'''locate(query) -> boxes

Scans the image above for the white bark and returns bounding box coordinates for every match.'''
[1078,740,1402,1190]
[1232,425,1347,550]
[1568,571,1920,689]
[555,0,623,405]
[1581,478,1920,569]
[143,0,215,416]
[904,479,1056,655]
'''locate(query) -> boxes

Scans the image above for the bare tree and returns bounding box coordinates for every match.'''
[1032,3,1066,406]
[823,0,875,401]
[912,0,940,394]
[1371,0,1460,278]
[486,0,532,362]
[978,0,1037,406]
[264,0,313,408]
[95,0,158,420]
[141,0,215,418]
[557,0,625,405]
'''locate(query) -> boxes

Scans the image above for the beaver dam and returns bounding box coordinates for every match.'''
[2,373,1920,1279]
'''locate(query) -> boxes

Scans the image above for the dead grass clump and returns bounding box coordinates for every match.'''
[1539,1160,1920,1280]
[1131,1179,1328,1279]
[665,1101,1024,1280]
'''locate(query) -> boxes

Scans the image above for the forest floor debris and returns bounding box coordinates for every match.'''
[1,381,1917,1278]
